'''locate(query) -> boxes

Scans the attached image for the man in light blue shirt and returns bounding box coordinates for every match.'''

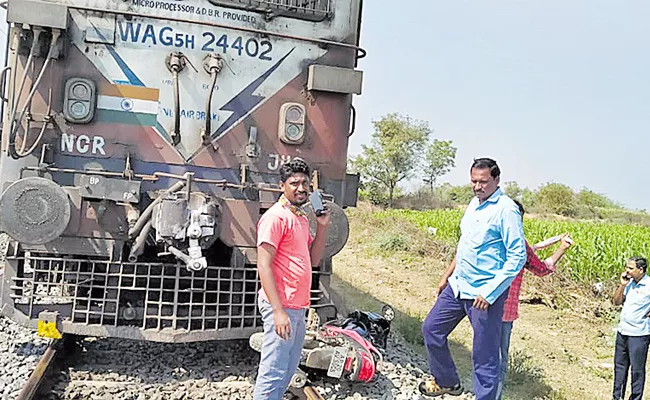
[419,158,526,400]
[612,257,650,400]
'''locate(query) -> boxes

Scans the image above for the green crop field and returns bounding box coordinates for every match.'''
[376,208,650,282]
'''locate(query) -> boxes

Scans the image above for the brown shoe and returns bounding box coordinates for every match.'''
[418,379,463,397]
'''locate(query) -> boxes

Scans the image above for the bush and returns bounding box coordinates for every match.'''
[392,187,456,210]
[376,233,411,252]
[535,183,578,217]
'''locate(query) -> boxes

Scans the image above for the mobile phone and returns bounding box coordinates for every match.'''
[310,191,325,216]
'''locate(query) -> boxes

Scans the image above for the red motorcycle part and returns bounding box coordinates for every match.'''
[356,349,376,382]
[323,326,382,382]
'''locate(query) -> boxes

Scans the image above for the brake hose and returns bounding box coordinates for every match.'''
[127,179,187,239]
[166,52,188,146]
[204,71,217,140]
[9,29,60,159]
[17,87,51,156]
[9,27,43,137]
[171,66,180,145]
[203,55,223,143]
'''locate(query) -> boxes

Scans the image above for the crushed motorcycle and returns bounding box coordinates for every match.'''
[249,305,395,388]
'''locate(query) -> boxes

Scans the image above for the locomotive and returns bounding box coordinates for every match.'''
[0,0,364,342]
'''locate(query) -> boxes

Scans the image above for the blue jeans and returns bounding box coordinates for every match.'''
[252,299,306,400]
[495,321,513,400]
[613,332,650,400]
[422,284,508,400]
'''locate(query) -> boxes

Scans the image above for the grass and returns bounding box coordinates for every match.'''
[508,348,544,382]
[505,349,565,399]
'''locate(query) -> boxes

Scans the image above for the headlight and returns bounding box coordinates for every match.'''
[285,124,303,141]
[71,82,89,98]
[278,103,306,144]
[286,106,303,122]
[69,101,88,119]
[63,78,96,124]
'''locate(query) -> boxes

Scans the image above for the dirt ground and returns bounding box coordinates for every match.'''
[331,208,634,400]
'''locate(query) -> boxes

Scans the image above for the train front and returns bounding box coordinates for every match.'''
[0,0,364,342]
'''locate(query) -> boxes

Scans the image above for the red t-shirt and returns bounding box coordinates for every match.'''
[256,202,314,309]
[502,241,554,322]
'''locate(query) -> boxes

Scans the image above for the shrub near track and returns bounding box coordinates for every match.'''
[377,209,650,282]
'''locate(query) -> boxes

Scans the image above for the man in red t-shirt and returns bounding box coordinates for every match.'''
[252,159,330,400]
[495,201,573,400]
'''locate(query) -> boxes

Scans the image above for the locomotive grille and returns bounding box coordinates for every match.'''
[10,256,264,332]
[8,254,331,340]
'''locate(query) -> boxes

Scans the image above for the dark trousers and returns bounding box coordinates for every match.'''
[613,332,650,400]
[422,284,507,400]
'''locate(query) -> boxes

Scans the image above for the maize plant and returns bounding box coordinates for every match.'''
[379,209,650,282]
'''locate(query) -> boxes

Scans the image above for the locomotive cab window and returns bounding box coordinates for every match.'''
[207,0,332,21]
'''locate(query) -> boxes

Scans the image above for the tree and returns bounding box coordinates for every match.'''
[351,113,430,207]
[520,187,535,209]
[503,181,523,202]
[535,183,577,217]
[576,188,619,210]
[423,140,457,192]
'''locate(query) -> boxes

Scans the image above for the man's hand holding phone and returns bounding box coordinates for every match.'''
[310,191,330,227]
[621,271,632,286]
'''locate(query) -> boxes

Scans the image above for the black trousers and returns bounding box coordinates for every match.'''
[613,332,650,400]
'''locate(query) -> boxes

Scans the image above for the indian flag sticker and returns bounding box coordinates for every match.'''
[96,83,159,126]
[121,99,134,111]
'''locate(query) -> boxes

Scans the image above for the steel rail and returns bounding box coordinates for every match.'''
[16,338,63,400]
[303,385,326,400]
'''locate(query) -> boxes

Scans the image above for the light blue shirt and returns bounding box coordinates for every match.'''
[619,274,650,336]
[448,187,527,304]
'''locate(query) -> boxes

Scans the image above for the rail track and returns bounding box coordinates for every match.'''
[2,312,458,400]
[14,335,327,400]
[15,339,65,400]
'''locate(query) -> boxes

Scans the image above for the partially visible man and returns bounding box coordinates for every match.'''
[432,200,574,400]
[420,158,527,400]
[495,201,573,400]
[252,159,330,400]
[612,257,650,400]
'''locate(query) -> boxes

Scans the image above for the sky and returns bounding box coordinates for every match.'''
[0,3,648,209]
[352,1,650,211]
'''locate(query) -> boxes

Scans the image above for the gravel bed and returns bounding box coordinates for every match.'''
[42,332,475,400]
[0,316,49,400]
[0,313,475,400]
